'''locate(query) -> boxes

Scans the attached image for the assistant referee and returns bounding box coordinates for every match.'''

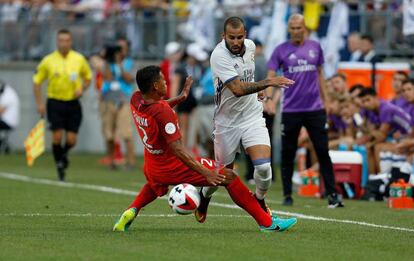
[33,29,92,181]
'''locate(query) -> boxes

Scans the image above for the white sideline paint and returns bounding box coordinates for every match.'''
[1,172,414,233]
[0,213,250,218]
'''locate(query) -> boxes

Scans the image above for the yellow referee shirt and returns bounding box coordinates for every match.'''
[33,50,92,101]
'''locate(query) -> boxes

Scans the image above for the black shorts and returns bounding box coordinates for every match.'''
[47,99,82,133]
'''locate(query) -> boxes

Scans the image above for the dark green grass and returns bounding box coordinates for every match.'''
[0,153,413,260]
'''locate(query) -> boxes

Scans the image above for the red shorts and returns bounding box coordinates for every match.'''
[144,157,222,196]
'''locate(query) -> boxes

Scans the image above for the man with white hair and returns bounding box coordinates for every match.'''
[267,14,344,208]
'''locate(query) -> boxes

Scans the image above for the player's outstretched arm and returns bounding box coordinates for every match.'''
[226,76,294,97]
[167,76,193,108]
[169,139,225,186]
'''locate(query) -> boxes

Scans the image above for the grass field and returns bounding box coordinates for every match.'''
[1,152,414,260]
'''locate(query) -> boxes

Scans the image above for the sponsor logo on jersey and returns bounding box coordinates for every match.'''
[288,53,297,60]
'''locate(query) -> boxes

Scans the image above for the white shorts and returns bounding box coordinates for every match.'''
[214,117,270,166]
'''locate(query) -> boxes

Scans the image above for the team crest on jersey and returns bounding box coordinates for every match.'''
[309,50,316,58]
[288,53,297,60]
[165,122,176,134]
[234,64,239,69]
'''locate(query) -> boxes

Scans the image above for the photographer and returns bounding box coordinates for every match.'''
[101,38,136,170]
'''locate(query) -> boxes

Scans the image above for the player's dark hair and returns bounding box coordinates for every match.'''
[136,66,161,94]
[116,36,131,48]
[224,16,245,32]
[361,34,373,44]
[395,70,409,80]
[57,28,71,36]
[358,87,376,98]
[349,84,365,94]
[332,73,347,81]
[402,78,414,86]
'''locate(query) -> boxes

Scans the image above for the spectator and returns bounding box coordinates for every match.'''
[346,32,362,62]
[171,42,205,148]
[391,71,409,108]
[330,73,348,95]
[358,87,412,174]
[245,39,276,183]
[349,84,365,108]
[358,35,381,63]
[101,37,136,170]
[0,80,20,153]
[160,41,183,99]
[33,29,92,181]
[194,53,215,158]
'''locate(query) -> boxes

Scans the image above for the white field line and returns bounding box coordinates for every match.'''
[0,213,250,218]
[1,172,414,233]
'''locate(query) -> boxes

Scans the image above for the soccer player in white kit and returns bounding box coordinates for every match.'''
[195,17,294,223]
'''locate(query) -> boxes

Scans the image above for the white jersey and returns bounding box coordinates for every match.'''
[0,84,19,128]
[210,39,263,128]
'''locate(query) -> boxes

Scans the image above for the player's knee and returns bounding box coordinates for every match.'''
[253,162,272,179]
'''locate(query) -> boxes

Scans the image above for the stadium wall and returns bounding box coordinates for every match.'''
[0,62,145,154]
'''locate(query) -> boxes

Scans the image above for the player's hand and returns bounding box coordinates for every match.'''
[36,103,45,117]
[203,169,226,186]
[258,91,265,101]
[180,76,193,100]
[268,76,294,89]
[263,99,276,115]
[75,88,83,99]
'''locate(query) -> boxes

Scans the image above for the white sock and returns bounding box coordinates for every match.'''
[201,186,218,198]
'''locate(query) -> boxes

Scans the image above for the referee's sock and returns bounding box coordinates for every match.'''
[52,144,63,165]
[62,143,74,169]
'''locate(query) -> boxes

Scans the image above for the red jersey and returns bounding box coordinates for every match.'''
[130,91,187,176]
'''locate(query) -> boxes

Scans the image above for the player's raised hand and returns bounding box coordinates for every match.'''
[268,76,294,89]
[180,76,193,100]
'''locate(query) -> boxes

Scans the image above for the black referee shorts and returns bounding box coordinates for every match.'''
[46,98,82,133]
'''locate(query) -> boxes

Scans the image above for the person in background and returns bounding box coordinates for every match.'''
[245,39,276,184]
[267,14,343,207]
[330,73,349,95]
[171,43,205,148]
[33,29,92,181]
[390,71,409,109]
[160,41,183,99]
[346,32,362,62]
[0,80,20,153]
[101,37,136,170]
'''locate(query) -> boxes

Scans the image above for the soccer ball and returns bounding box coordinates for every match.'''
[168,184,200,215]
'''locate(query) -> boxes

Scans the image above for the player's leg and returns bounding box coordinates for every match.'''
[113,183,159,232]
[281,112,303,205]
[118,103,136,169]
[196,129,241,223]
[242,119,272,214]
[245,145,272,214]
[183,160,297,231]
[220,169,296,231]
[47,99,67,181]
[61,99,82,174]
[304,110,344,208]
[51,129,65,181]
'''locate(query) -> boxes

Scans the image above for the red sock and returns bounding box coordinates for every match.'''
[225,176,272,227]
[128,183,158,213]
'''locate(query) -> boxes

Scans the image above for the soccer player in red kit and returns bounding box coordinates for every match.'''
[112,65,297,232]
